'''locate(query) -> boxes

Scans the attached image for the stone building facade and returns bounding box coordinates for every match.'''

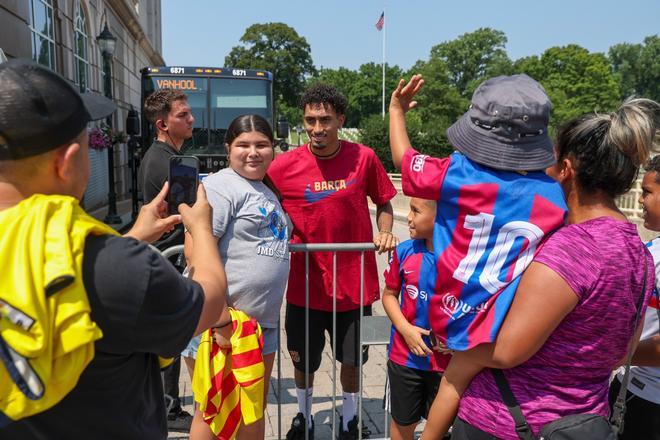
[0,0,164,210]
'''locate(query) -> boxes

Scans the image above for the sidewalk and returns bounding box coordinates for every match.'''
[87,197,135,232]
[168,218,419,440]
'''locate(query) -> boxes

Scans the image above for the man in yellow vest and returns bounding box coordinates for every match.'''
[0,59,231,439]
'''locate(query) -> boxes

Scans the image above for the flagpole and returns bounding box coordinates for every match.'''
[381,6,386,118]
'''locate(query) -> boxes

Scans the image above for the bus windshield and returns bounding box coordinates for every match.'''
[208,78,272,151]
[144,75,272,156]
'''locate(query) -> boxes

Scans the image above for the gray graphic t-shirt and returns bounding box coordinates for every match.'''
[203,168,290,328]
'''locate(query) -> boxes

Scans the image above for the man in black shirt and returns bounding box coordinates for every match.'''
[138,88,194,204]
[0,60,230,439]
[137,88,195,430]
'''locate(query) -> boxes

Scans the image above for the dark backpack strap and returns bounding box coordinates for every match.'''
[491,369,537,440]
[610,257,648,434]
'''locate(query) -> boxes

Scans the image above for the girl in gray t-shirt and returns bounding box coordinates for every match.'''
[183,115,289,440]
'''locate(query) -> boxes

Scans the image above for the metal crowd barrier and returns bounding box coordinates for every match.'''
[156,243,393,439]
[285,243,391,440]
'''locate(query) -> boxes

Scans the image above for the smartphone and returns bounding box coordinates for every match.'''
[427,331,439,349]
[168,156,199,215]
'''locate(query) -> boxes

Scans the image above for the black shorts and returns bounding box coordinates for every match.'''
[285,303,371,373]
[387,360,441,426]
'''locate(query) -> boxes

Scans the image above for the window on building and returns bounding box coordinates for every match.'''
[29,0,56,69]
[74,3,89,91]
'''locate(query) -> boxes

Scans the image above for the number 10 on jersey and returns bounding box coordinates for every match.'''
[453,213,544,295]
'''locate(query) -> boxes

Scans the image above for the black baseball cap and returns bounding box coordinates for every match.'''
[0,59,116,160]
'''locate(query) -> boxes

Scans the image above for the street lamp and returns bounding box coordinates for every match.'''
[96,21,121,224]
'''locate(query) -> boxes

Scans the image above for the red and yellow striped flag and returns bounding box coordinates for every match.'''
[192,308,265,440]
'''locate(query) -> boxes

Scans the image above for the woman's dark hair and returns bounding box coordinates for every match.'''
[225,114,274,145]
[224,114,281,201]
[645,155,660,183]
[555,98,659,198]
[300,82,348,115]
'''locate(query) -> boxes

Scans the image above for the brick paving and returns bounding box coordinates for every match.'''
[168,216,426,439]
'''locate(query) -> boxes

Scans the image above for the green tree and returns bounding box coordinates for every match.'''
[309,67,361,125]
[359,112,453,173]
[398,28,511,149]
[609,42,643,99]
[609,36,660,102]
[429,28,513,97]
[314,67,360,100]
[309,63,404,127]
[514,45,620,127]
[225,23,316,122]
[350,63,404,126]
[406,57,468,134]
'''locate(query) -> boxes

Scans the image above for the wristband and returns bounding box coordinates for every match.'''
[379,230,393,235]
[212,320,233,329]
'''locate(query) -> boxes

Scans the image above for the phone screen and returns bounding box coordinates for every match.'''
[168,156,199,215]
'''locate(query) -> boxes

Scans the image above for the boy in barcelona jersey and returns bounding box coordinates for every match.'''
[382,197,450,440]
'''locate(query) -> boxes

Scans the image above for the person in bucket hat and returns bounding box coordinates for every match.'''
[387,73,568,438]
[0,59,231,439]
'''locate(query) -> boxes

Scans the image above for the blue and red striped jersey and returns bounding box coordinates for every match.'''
[402,149,567,350]
[384,239,450,372]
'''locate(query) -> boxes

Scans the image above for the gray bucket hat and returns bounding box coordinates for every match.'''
[446,74,554,171]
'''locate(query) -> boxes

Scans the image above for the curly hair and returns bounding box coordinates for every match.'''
[144,89,188,125]
[300,82,347,115]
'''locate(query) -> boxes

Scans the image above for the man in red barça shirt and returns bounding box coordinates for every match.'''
[268,83,397,439]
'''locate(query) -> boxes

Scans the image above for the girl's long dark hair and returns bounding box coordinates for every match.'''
[225,114,281,201]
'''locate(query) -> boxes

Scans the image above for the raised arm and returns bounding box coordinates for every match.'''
[389,74,424,169]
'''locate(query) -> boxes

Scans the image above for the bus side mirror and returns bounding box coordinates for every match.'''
[277,116,289,139]
[126,107,140,136]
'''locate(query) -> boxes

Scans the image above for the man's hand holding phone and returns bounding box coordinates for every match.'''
[168,156,200,215]
[124,182,182,243]
[178,183,213,238]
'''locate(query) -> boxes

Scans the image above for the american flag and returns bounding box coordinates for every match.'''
[375,12,384,31]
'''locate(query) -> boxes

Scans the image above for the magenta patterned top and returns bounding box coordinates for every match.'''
[457,217,654,439]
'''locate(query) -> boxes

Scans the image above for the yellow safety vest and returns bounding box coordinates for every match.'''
[0,194,117,423]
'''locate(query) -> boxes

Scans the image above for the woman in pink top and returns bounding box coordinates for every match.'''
[422,98,659,440]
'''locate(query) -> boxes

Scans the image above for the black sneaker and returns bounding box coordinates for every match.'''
[286,412,314,439]
[167,408,192,432]
[338,416,371,439]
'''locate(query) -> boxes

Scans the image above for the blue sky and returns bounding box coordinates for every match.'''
[162,0,659,71]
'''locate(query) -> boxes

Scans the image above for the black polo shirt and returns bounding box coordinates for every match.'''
[137,140,185,250]
[138,140,180,204]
